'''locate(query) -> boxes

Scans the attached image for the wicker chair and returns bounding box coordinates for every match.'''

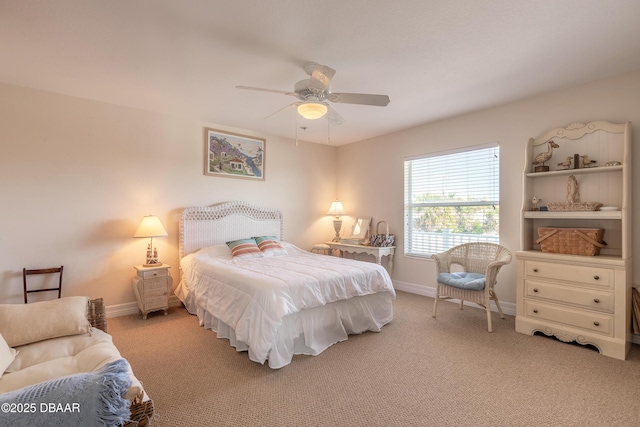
[431,242,512,332]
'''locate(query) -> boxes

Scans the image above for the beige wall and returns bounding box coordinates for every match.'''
[0,83,338,306]
[337,70,640,308]
[3,70,640,311]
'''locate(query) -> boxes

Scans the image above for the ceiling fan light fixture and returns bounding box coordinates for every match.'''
[297,102,327,120]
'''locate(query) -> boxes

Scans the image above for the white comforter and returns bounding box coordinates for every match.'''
[179,243,395,365]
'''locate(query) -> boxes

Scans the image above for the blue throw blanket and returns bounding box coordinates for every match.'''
[0,359,132,427]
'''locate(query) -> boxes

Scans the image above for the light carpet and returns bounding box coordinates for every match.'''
[109,291,640,426]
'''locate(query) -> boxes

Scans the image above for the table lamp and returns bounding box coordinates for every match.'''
[326,201,345,242]
[134,215,168,267]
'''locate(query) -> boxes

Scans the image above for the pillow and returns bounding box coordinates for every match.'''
[254,235,288,257]
[0,333,18,378]
[0,296,91,347]
[226,238,264,259]
[198,244,232,258]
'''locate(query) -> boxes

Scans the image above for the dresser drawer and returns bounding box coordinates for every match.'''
[523,260,613,288]
[524,300,613,336]
[138,268,168,279]
[525,280,614,313]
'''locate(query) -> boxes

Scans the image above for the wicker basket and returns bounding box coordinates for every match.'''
[536,227,606,256]
[368,221,395,247]
[125,399,154,427]
[87,298,107,333]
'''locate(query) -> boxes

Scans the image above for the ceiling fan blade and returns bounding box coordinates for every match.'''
[308,64,336,92]
[327,92,390,106]
[264,102,299,120]
[236,85,297,97]
[326,104,344,126]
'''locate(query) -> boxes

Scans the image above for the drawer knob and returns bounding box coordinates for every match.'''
[533,309,538,314]
[533,288,539,293]
[593,275,599,280]
[594,299,600,303]
[594,321,600,327]
[533,268,539,273]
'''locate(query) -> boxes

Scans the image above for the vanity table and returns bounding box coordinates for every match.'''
[325,242,395,274]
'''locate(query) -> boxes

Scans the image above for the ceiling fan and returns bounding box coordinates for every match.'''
[236,62,390,125]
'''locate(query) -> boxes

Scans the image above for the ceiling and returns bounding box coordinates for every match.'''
[2,0,640,146]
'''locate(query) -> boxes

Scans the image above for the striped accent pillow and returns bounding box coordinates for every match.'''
[226,238,264,259]
[254,236,287,257]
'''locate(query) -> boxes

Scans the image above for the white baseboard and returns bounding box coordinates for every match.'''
[106,296,182,318]
[393,280,517,317]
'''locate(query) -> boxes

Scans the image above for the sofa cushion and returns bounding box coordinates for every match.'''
[0,328,142,401]
[0,333,18,378]
[0,296,92,347]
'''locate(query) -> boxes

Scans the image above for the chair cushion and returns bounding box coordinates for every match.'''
[437,272,486,291]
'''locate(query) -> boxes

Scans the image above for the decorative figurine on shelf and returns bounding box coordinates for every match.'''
[557,156,572,170]
[531,196,541,211]
[533,140,560,172]
[581,155,597,168]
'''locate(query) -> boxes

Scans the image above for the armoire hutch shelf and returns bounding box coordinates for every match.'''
[515,120,632,360]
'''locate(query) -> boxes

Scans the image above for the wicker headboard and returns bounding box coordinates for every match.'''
[179,201,284,258]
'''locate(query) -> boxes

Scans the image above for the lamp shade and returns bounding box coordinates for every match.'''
[133,215,168,238]
[326,201,345,217]
[297,102,328,120]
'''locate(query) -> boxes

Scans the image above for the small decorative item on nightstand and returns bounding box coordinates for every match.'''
[132,264,173,319]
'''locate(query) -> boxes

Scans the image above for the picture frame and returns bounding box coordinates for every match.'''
[204,128,265,180]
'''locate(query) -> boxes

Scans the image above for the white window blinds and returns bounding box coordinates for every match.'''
[404,144,500,256]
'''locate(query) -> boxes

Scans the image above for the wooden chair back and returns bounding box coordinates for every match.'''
[22,266,63,303]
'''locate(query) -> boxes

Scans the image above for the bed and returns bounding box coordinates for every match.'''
[175,201,396,368]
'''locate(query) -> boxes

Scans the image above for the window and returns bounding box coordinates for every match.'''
[404,144,500,257]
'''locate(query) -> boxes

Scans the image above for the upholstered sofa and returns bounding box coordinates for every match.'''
[0,296,153,426]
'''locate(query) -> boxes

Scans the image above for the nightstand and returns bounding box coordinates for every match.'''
[132,264,173,319]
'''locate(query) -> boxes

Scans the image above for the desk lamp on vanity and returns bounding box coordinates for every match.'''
[327,201,346,242]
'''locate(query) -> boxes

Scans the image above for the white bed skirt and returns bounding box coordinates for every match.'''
[179,282,393,369]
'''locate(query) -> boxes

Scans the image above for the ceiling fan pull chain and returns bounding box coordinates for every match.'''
[295,114,299,146]
[327,117,331,145]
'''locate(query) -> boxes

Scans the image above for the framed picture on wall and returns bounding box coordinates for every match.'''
[204,128,266,180]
